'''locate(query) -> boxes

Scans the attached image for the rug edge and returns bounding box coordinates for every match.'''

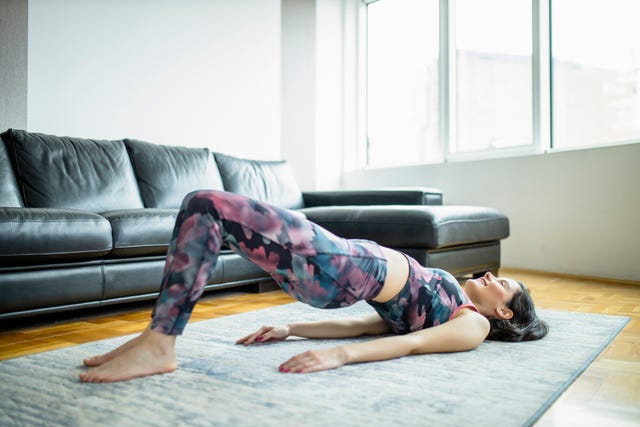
[522,315,631,427]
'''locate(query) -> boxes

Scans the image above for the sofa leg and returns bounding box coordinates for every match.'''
[250,279,280,293]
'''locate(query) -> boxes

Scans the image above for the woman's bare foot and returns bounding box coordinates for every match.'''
[83,333,146,367]
[79,329,177,383]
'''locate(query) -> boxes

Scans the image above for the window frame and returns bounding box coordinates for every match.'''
[444,0,548,163]
[361,0,638,168]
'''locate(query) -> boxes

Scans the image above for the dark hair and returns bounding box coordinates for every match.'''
[486,281,549,342]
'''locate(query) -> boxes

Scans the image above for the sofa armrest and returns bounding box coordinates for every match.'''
[301,188,443,207]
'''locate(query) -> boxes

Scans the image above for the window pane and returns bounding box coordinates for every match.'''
[453,0,533,154]
[367,0,439,167]
[552,0,640,149]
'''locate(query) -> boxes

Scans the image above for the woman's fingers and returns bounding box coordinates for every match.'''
[279,348,345,374]
[235,326,272,345]
[280,352,321,373]
[235,333,252,344]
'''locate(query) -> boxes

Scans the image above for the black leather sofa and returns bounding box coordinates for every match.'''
[0,129,509,320]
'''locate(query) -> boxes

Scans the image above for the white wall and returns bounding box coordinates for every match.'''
[281,0,317,190]
[27,0,281,159]
[27,0,355,185]
[343,143,640,282]
[281,0,359,191]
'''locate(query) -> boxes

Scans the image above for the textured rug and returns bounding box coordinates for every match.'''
[0,303,629,427]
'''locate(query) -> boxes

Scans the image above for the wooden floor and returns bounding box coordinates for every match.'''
[0,269,638,427]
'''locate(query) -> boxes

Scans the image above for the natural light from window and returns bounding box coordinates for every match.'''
[365,0,640,167]
[366,0,439,167]
[451,0,532,154]
[552,0,640,149]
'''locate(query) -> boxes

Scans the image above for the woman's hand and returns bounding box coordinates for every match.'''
[235,325,290,346]
[278,346,349,374]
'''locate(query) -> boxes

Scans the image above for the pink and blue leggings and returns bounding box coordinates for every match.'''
[150,190,388,335]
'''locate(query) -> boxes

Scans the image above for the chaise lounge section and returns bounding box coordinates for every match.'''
[0,129,509,320]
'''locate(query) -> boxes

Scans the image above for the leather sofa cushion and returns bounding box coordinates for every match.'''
[3,129,144,212]
[0,137,22,207]
[299,205,510,249]
[214,152,305,209]
[0,265,104,314]
[0,207,112,263]
[101,209,177,256]
[125,139,224,209]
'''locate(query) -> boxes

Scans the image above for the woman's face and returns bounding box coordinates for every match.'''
[464,272,523,318]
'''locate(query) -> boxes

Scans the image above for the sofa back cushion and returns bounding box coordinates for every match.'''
[3,129,143,212]
[125,139,224,209]
[0,135,23,207]
[214,152,304,209]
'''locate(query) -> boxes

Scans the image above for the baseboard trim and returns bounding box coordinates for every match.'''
[501,267,640,286]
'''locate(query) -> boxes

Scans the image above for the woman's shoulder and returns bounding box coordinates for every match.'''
[451,307,490,333]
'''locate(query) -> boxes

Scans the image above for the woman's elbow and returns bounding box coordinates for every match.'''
[465,338,484,351]
[465,328,490,351]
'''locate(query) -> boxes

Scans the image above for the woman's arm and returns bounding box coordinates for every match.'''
[235,313,390,346]
[289,313,390,338]
[278,309,489,373]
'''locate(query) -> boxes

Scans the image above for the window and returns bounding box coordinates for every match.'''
[451,0,533,155]
[364,0,640,167]
[552,0,640,149]
[366,0,440,166]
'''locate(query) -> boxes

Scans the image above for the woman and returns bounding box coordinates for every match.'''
[80,190,548,383]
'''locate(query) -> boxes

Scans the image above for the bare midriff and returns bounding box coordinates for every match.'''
[372,247,410,303]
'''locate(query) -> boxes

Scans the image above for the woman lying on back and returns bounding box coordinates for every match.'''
[80,190,548,382]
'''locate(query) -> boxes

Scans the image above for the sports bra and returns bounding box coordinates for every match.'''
[366,256,478,334]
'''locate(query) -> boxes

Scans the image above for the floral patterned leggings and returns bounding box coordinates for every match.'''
[150,190,388,335]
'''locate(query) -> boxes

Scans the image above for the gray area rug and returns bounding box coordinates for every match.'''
[0,303,629,427]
